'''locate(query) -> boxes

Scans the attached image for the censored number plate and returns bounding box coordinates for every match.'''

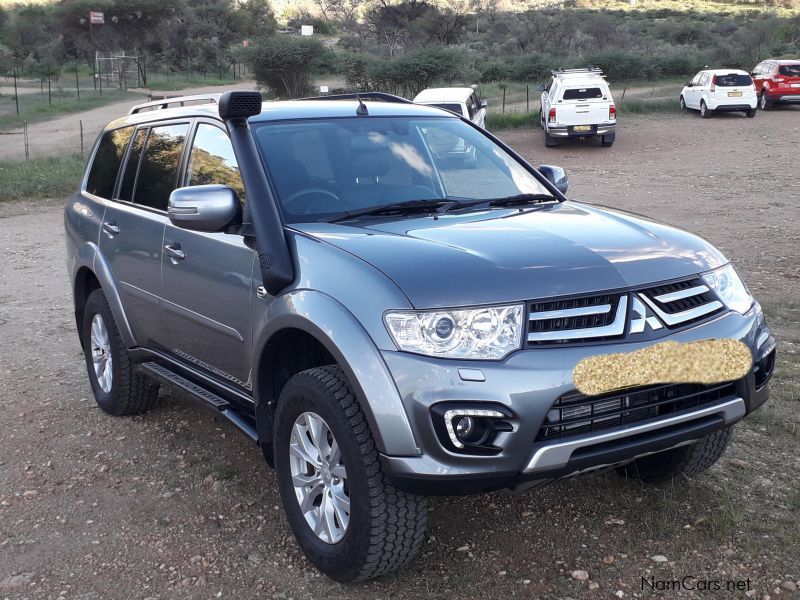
[727,91,743,97]
[573,125,592,132]
[792,83,800,88]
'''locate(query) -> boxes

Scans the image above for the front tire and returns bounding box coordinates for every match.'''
[680,95,687,112]
[700,100,710,118]
[618,426,734,484]
[82,289,159,416]
[273,365,428,582]
[759,91,771,110]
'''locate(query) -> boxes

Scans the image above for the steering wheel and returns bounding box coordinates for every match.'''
[283,188,344,215]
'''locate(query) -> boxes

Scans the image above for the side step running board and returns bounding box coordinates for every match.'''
[140,361,259,444]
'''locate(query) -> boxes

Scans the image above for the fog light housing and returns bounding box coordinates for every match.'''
[431,403,514,454]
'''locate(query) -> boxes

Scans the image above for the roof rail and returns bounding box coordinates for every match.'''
[128,93,222,115]
[298,91,413,104]
[551,66,605,77]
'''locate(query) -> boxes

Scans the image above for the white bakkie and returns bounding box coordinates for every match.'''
[539,67,616,148]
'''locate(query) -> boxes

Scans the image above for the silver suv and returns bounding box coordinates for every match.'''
[65,91,775,582]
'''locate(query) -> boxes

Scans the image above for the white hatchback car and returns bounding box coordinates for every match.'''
[680,69,757,118]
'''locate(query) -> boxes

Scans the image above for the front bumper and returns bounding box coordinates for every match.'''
[547,123,615,138]
[379,304,774,495]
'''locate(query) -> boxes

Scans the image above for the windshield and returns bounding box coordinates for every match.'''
[779,65,800,77]
[252,116,552,223]
[714,73,752,87]
[425,103,463,116]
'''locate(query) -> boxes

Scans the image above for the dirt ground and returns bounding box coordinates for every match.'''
[1,110,799,600]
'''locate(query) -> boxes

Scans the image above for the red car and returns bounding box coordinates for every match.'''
[751,59,800,110]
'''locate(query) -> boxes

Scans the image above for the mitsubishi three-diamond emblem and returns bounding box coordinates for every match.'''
[629,295,664,334]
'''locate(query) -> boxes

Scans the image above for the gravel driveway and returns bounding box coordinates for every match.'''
[1,111,799,599]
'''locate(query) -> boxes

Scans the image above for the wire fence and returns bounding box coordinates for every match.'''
[0,118,99,161]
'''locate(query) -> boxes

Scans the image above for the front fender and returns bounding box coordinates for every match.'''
[254,290,420,457]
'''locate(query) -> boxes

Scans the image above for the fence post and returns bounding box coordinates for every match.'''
[80,120,84,155]
[13,66,19,115]
[526,84,529,112]
[47,75,52,106]
[75,64,81,100]
[502,87,506,114]
[24,120,29,161]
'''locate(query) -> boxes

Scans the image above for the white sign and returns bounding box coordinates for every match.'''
[320,85,329,94]
[89,11,104,24]
[301,25,314,36]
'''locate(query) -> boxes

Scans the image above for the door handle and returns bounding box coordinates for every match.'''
[163,242,185,261]
[102,221,120,237]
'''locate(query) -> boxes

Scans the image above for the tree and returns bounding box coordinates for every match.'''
[251,36,329,97]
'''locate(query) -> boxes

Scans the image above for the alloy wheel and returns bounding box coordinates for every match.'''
[90,314,113,393]
[289,412,350,544]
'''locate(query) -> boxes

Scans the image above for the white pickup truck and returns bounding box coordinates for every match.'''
[539,68,616,148]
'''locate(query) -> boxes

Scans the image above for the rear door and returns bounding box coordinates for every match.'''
[97,122,188,349]
[555,84,610,127]
[160,120,256,390]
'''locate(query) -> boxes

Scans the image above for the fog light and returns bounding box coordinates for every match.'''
[454,416,475,440]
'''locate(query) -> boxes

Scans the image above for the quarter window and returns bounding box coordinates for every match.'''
[85,126,134,199]
[186,124,245,203]
[133,123,189,211]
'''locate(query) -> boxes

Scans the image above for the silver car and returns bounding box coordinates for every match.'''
[65,91,775,582]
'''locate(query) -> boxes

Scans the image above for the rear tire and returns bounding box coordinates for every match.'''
[601,134,614,147]
[544,131,558,147]
[700,100,710,118]
[745,108,756,118]
[618,426,734,484]
[273,365,428,582]
[82,289,159,416]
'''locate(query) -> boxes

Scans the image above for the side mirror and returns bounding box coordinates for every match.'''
[479,99,488,109]
[537,84,546,92]
[539,164,568,194]
[168,185,240,232]
[685,81,692,87]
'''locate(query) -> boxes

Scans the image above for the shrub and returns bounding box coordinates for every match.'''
[251,36,329,98]
[479,59,513,82]
[510,52,554,82]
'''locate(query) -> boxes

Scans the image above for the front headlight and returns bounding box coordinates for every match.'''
[384,304,524,360]
[702,264,753,314]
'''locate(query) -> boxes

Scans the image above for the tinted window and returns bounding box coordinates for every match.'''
[428,103,463,116]
[187,124,245,203]
[85,127,133,199]
[134,123,189,211]
[779,65,800,77]
[117,128,147,202]
[691,72,703,85]
[714,73,753,87]
[562,87,604,100]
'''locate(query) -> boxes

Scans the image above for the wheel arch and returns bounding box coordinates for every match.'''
[252,291,420,457]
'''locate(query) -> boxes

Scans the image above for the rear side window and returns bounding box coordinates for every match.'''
[562,87,604,100]
[186,124,245,203]
[779,65,800,77]
[85,126,134,199]
[117,128,148,202]
[133,123,189,211]
[714,74,753,87]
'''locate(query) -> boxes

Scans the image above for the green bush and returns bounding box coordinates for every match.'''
[251,36,329,98]
[510,53,554,82]
[479,59,513,83]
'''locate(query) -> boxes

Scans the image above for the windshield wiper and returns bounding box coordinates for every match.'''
[484,193,559,207]
[326,199,458,223]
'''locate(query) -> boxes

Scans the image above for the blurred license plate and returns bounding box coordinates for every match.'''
[728,91,743,97]
[792,83,800,88]
[574,125,592,132]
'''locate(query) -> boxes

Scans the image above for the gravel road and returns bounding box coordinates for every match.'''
[1,111,799,599]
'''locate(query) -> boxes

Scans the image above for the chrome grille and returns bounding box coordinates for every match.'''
[526,277,724,344]
[536,381,737,441]
[639,278,723,327]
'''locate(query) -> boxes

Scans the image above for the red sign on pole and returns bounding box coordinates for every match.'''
[89,11,104,25]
